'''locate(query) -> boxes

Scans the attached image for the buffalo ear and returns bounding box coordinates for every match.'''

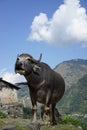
[32,64,41,75]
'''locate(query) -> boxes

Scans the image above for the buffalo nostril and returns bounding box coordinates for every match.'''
[19,62,22,66]
[16,62,22,70]
[18,62,22,66]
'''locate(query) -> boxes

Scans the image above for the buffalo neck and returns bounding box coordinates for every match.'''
[25,71,43,88]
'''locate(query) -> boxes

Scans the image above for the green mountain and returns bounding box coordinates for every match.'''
[54,59,87,114]
[17,59,87,114]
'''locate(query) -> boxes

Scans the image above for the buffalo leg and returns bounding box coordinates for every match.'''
[41,105,44,121]
[55,108,62,123]
[44,91,52,124]
[29,89,37,122]
[51,104,57,125]
[41,105,50,122]
[44,105,50,125]
[32,104,37,122]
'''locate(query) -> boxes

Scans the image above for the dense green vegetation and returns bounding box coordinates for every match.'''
[62,116,87,130]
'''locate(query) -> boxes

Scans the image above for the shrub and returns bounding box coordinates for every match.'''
[62,115,87,130]
[23,113,31,119]
[0,111,7,118]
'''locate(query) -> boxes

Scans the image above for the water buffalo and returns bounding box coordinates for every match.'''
[15,53,65,125]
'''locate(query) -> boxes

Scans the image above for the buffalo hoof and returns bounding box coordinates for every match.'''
[58,117,62,124]
[51,121,57,126]
[59,120,62,124]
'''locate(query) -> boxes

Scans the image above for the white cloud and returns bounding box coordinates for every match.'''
[0,70,26,84]
[28,0,87,46]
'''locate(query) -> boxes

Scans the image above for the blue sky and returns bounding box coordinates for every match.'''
[0,0,87,83]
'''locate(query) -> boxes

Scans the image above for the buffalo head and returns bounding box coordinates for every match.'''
[15,53,42,75]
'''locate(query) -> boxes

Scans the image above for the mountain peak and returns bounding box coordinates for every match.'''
[54,58,87,88]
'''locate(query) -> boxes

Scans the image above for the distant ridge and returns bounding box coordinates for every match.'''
[54,58,87,89]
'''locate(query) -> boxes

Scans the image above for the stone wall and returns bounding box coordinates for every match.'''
[0,81,23,117]
[0,87,17,104]
[0,102,23,117]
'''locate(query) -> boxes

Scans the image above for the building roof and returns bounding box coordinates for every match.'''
[0,78,20,90]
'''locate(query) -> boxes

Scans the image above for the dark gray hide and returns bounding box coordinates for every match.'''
[15,53,65,125]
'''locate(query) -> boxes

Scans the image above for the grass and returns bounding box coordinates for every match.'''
[62,115,87,130]
[0,115,87,130]
[43,124,80,130]
[0,118,31,130]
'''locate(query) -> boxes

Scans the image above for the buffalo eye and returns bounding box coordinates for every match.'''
[26,57,31,62]
[17,57,20,61]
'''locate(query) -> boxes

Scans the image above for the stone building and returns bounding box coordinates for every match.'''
[0,78,23,117]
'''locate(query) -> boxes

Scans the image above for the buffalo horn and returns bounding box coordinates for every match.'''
[38,53,42,62]
[30,53,42,63]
